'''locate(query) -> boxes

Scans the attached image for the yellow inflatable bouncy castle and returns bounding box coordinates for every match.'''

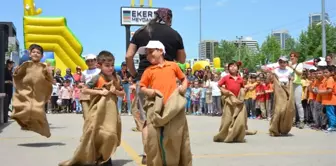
[23,0,87,75]
[192,61,210,71]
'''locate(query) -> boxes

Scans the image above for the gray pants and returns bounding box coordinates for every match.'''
[312,101,328,127]
[136,82,147,121]
[293,84,304,122]
[212,96,221,114]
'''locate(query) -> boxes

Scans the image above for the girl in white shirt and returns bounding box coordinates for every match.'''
[212,73,222,115]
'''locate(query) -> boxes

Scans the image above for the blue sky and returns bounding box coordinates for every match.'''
[1,0,335,64]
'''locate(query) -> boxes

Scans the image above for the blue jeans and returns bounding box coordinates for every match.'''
[75,99,82,113]
[325,105,336,128]
[118,83,131,114]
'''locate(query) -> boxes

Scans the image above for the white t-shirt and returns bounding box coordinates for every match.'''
[51,83,60,96]
[221,71,228,78]
[82,68,101,84]
[274,68,292,83]
[210,81,221,96]
[291,63,303,84]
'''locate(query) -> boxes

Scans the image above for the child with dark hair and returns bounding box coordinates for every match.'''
[214,61,257,143]
[256,76,267,119]
[10,44,53,137]
[60,50,124,166]
[59,79,73,113]
[312,66,328,130]
[316,65,336,132]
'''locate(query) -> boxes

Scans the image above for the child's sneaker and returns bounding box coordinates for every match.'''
[327,127,336,132]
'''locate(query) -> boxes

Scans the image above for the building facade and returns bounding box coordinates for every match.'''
[233,36,258,52]
[198,40,218,61]
[309,13,330,26]
[272,30,290,49]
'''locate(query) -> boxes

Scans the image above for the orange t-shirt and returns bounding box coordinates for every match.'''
[316,78,325,103]
[140,61,185,104]
[321,77,336,105]
[308,80,316,100]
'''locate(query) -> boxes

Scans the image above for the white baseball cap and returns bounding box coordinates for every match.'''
[317,60,327,66]
[278,56,288,62]
[137,40,166,55]
[85,54,97,61]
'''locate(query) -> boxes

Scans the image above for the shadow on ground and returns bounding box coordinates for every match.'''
[50,126,67,129]
[17,142,66,147]
[112,159,133,166]
[0,121,13,133]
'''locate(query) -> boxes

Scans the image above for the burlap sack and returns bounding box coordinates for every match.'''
[144,89,192,166]
[10,61,53,138]
[269,76,294,136]
[59,81,122,166]
[131,93,145,132]
[213,89,257,143]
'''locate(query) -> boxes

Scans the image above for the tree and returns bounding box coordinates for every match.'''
[282,37,298,55]
[214,40,237,66]
[260,35,282,63]
[5,44,17,58]
[298,24,336,59]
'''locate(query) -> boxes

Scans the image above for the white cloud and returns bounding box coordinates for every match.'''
[183,5,199,11]
[216,0,229,6]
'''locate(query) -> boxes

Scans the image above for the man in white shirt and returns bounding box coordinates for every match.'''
[80,54,101,119]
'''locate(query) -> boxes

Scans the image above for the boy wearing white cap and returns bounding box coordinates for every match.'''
[139,40,192,166]
[139,40,187,100]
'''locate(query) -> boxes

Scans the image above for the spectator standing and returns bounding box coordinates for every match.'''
[117,62,131,115]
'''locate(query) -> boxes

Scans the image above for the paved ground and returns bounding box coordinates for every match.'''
[1,114,336,166]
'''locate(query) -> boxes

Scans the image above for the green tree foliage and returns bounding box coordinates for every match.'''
[260,35,282,63]
[214,40,237,66]
[298,24,336,59]
[215,40,261,71]
[5,44,17,58]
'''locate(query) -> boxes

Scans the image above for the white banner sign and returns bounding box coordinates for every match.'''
[121,7,158,26]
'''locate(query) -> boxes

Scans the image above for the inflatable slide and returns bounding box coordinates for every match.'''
[23,0,87,75]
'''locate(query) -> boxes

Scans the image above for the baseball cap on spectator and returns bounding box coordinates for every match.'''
[278,56,289,62]
[121,61,126,66]
[318,60,327,66]
[137,40,166,55]
[85,54,96,61]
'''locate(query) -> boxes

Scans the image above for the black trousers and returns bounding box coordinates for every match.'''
[3,84,13,123]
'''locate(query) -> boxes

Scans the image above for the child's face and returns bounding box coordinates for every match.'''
[250,78,256,83]
[53,79,56,84]
[64,82,70,86]
[29,48,43,62]
[100,61,115,76]
[213,74,219,81]
[194,82,199,88]
[146,48,163,65]
[323,69,331,78]
[228,64,238,74]
[317,70,324,80]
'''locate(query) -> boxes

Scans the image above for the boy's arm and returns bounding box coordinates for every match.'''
[111,76,125,97]
[318,79,333,94]
[139,69,155,97]
[82,75,105,96]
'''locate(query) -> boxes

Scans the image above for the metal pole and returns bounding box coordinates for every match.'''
[125,25,131,51]
[322,0,327,57]
[199,0,202,43]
